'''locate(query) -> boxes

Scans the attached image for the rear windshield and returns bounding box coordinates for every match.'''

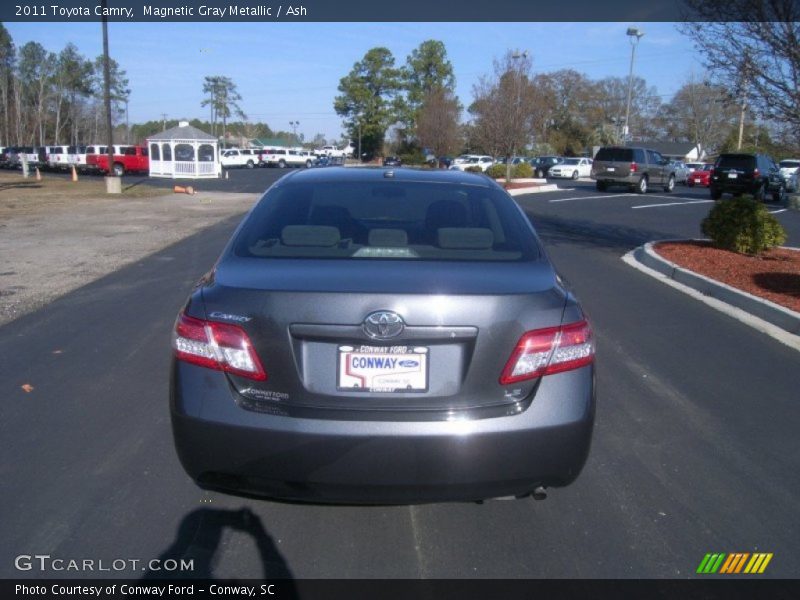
[779,160,799,169]
[233,180,539,262]
[716,154,755,170]
[594,147,633,162]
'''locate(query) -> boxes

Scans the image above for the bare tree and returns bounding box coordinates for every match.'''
[678,1,800,146]
[469,51,537,178]
[416,87,461,161]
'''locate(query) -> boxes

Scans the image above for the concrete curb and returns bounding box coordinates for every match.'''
[507,184,560,196]
[624,240,800,350]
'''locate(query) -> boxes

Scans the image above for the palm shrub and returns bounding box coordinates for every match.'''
[512,162,533,178]
[701,195,786,255]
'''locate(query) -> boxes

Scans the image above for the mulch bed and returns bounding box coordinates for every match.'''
[654,241,800,313]
[503,181,545,190]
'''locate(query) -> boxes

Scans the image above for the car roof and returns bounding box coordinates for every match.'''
[274,166,499,188]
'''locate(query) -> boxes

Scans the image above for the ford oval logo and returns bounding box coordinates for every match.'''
[363,311,405,339]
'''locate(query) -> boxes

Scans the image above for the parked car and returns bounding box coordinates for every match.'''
[548,157,593,180]
[87,145,148,176]
[778,159,799,192]
[685,162,705,172]
[67,145,91,172]
[687,164,714,187]
[530,156,562,178]
[382,156,402,167]
[262,147,314,168]
[312,155,332,167]
[670,161,690,184]
[591,146,677,193]
[449,155,494,172]
[220,148,261,169]
[710,153,785,202]
[170,167,595,503]
[45,145,71,170]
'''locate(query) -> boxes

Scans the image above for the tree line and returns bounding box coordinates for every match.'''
[0,23,129,147]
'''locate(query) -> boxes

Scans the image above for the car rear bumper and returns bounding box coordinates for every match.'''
[170,362,595,504]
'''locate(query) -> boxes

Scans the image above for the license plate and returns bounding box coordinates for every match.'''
[728,173,738,179]
[337,345,428,393]
[606,167,616,172]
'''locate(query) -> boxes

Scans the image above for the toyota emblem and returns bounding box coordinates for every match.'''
[363,311,405,339]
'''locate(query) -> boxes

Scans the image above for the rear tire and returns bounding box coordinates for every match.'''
[772,185,785,204]
[571,170,579,180]
[636,176,648,194]
[278,160,286,169]
[753,183,766,202]
[246,160,254,169]
[306,160,312,168]
[663,175,675,193]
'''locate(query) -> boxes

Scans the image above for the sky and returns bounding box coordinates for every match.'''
[4,21,699,141]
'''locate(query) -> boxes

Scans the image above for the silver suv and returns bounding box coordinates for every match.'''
[591,146,676,193]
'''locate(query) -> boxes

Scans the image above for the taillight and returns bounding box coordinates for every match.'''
[630,162,638,173]
[172,312,267,381]
[753,168,760,177]
[499,320,594,385]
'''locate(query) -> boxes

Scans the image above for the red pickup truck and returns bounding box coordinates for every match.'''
[87,145,149,176]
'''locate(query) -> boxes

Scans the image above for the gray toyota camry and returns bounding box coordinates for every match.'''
[170,167,595,503]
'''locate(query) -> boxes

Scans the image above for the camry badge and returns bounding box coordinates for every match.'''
[363,311,405,339]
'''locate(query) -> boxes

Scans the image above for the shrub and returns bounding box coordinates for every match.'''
[512,161,533,178]
[464,166,483,173]
[397,150,427,165]
[486,164,506,179]
[701,195,787,255]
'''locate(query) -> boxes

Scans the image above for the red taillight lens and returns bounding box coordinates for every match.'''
[499,320,594,385]
[172,312,267,381]
[630,162,638,173]
[753,168,760,177]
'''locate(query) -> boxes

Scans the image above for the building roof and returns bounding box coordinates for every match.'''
[148,122,216,141]
[625,141,699,156]
[251,137,292,148]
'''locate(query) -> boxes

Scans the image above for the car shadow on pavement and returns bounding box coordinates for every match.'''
[528,213,683,252]
[142,507,297,588]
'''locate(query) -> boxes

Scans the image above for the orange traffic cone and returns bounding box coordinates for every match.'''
[35,167,42,181]
[71,165,78,182]
[173,185,196,195]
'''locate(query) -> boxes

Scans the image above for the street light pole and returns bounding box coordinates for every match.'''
[289,120,300,144]
[623,27,644,144]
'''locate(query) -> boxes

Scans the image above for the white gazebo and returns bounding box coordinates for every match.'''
[147,121,221,179]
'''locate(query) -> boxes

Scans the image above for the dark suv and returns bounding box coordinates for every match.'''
[710,153,785,202]
[591,146,676,193]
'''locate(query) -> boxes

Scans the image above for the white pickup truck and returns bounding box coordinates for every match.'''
[261,148,314,168]
[315,143,355,158]
[220,148,261,169]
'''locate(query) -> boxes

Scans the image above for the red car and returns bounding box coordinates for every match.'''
[688,164,714,187]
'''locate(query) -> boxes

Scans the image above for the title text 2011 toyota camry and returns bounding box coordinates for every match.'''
[170,167,595,503]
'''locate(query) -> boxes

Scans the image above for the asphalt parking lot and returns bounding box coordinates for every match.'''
[1,171,799,579]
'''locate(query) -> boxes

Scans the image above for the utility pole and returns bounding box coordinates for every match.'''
[161,113,167,131]
[101,0,119,193]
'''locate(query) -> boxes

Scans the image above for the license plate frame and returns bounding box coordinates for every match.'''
[337,345,429,393]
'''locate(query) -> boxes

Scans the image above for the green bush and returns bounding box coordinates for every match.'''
[464,166,483,173]
[512,161,533,178]
[397,150,427,165]
[701,195,787,255]
[486,164,506,179]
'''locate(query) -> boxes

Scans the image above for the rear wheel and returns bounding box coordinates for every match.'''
[246,160,254,169]
[663,175,675,193]
[772,184,785,204]
[278,159,286,169]
[305,160,312,168]
[596,181,607,192]
[753,183,766,202]
[636,176,648,194]
[571,170,579,180]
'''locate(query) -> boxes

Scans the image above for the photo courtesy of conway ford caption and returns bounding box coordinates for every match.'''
[170,167,595,504]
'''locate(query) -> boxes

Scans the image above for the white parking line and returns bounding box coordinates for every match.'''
[631,200,715,209]
[549,194,633,203]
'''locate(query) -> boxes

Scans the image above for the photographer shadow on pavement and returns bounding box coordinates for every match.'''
[142,506,296,589]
